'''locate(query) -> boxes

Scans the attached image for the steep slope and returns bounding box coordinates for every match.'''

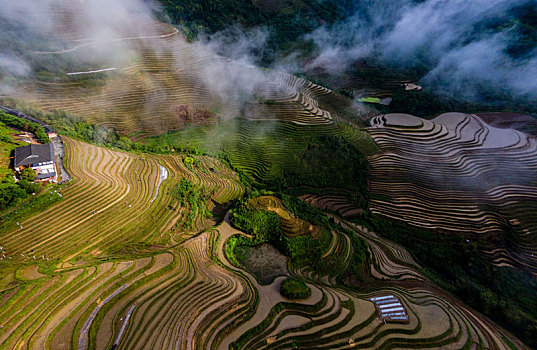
[368,113,537,272]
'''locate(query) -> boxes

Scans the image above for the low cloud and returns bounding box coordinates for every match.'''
[0,54,30,76]
[422,32,537,102]
[304,0,537,102]
[0,0,160,73]
[2,0,534,113]
[189,26,278,113]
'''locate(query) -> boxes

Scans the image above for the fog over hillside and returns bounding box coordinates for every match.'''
[0,0,160,71]
[304,0,537,103]
[0,0,293,118]
[2,0,536,107]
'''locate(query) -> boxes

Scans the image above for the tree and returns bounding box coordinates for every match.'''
[21,167,37,181]
[19,179,41,194]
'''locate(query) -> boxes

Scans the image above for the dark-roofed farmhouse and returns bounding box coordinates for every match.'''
[14,144,57,181]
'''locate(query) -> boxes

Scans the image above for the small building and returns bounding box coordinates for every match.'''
[370,295,409,323]
[14,143,56,181]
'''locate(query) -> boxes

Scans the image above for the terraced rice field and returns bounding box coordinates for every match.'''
[0,137,244,260]
[144,118,378,185]
[300,193,364,217]
[367,113,537,272]
[9,9,373,142]
[0,4,530,347]
[222,213,523,350]
[0,136,525,349]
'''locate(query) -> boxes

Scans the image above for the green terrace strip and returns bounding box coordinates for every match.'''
[279,277,311,300]
[143,119,375,197]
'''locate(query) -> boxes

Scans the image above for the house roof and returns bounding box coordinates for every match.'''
[14,143,54,167]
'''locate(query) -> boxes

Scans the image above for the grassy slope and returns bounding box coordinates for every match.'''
[143,118,374,183]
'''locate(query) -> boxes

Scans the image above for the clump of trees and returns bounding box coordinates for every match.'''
[173,178,194,205]
[228,193,370,281]
[0,171,41,211]
[21,168,36,181]
[280,277,311,299]
[229,201,322,268]
[0,111,49,144]
[171,178,213,228]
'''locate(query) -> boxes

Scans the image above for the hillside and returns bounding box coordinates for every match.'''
[0,1,536,349]
[0,138,526,349]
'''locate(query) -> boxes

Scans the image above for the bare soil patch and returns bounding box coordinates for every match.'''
[20,265,47,280]
[235,243,288,285]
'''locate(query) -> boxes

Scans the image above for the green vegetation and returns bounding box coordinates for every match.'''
[172,178,194,205]
[160,0,355,59]
[45,110,148,152]
[0,120,44,213]
[0,121,27,176]
[2,100,529,347]
[171,178,213,228]
[0,184,61,231]
[20,168,36,181]
[0,111,49,144]
[0,102,169,154]
[280,194,326,224]
[280,277,311,299]
[357,97,381,104]
[0,175,39,211]
[229,194,369,278]
[231,204,281,244]
[145,119,372,211]
[229,198,322,268]
[273,134,369,193]
[2,3,531,348]
[347,230,368,278]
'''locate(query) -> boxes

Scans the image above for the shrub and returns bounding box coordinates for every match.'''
[280,277,311,299]
[0,182,27,210]
[21,168,36,181]
[173,178,194,204]
[18,179,41,194]
[0,172,43,211]
[230,200,324,268]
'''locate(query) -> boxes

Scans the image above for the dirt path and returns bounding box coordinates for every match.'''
[33,28,179,55]
[66,68,117,76]
[78,283,129,350]
[51,134,71,183]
